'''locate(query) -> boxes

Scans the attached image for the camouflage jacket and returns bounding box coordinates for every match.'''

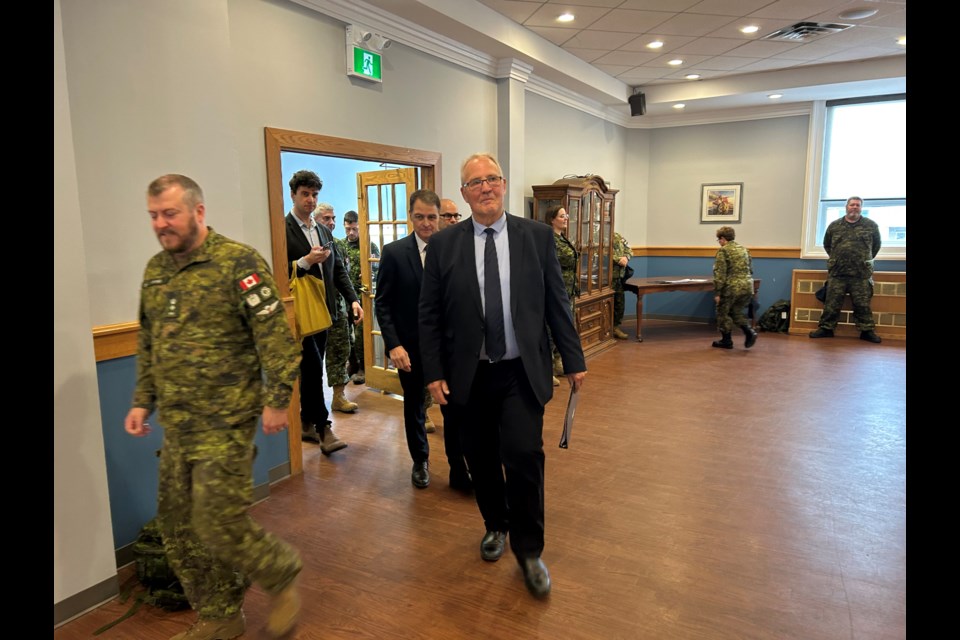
[553,231,579,300]
[713,240,754,298]
[823,215,881,278]
[344,237,381,295]
[611,232,632,280]
[133,228,301,430]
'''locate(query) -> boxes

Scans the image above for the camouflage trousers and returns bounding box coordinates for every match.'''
[325,299,352,387]
[157,421,302,619]
[715,288,754,333]
[818,276,876,331]
[613,281,626,327]
[348,319,365,374]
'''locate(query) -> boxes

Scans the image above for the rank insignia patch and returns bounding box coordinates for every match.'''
[259,286,273,299]
[245,293,262,307]
[239,273,261,291]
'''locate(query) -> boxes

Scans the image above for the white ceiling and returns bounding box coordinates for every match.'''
[300,0,906,123]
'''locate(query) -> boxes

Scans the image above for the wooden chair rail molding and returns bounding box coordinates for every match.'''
[631,246,798,259]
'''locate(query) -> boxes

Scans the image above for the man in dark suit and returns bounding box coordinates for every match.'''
[374,189,440,489]
[419,153,587,598]
[285,170,362,455]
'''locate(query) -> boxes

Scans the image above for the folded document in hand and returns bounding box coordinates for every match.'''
[559,386,579,449]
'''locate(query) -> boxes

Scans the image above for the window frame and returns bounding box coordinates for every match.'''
[800,97,906,260]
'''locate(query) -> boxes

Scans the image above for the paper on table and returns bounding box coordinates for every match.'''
[656,278,710,284]
[559,386,579,449]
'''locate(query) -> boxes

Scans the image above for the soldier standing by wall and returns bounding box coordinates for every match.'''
[125,174,302,639]
[809,196,883,343]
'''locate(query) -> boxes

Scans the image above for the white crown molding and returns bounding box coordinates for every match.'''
[494,59,533,83]
[288,0,839,129]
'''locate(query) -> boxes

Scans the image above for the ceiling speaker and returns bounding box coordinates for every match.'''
[629,92,646,117]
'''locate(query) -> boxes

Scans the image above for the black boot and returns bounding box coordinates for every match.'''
[742,325,757,348]
[712,332,734,349]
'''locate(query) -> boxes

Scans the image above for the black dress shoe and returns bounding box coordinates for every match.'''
[411,461,430,489]
[449,468,473,493]
[480,530,506,562]
[520,557,551,598]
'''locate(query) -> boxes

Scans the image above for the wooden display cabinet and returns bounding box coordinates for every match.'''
[532,175,618,357]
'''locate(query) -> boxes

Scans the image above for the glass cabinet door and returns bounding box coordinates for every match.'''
[567,197,580,240]
[601,199,612,289]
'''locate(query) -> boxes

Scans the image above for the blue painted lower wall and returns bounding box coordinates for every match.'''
[624,256,906,321]
[97,356,290,550]
[96,254,905,552]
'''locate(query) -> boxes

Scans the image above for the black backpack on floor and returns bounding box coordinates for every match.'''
[758,300,790,333]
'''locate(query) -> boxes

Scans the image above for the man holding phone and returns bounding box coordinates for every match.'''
[285,170,362,455]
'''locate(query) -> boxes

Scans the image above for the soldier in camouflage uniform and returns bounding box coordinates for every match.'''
[315,203,358,413]
[611,231,635,340]
[125,175,302,640]
[342,209,379,385]
[809,196,882,343]
[711,225,757,349]
[545,205,579,384]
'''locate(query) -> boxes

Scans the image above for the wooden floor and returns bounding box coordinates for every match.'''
[55,321,906,640]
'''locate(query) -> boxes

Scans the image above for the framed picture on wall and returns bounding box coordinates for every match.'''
[700,183,743,223]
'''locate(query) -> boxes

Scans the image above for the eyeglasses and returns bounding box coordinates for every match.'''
[462,175,504,191]
[440,213,462,221]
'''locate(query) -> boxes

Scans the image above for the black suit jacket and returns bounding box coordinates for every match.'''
[419,213,586,407]
[285,213,359,321]
[374,233,424,355]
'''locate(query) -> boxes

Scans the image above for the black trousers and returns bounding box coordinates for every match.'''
[397,355,429,465]
[460,359,545,561]
[299,331,329,427]
[439,403,469,477]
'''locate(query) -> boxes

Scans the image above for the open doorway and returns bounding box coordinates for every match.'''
[264,127,441,475]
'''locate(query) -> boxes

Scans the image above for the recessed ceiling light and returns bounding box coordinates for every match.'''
[647,40,664,49]
[668,59,683,66]
[897,36,906,46]
[673,103,685,109]
[685,74,701,80]
[741,25,760,34]
[768,93,783,99]
[557,12,575,23]
[838,8,878,20]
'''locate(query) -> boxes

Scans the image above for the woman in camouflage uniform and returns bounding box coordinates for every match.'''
[545,205,579,385]
[712,225,757,349]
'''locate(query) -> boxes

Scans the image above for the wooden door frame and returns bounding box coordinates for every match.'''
[264,127,441,475]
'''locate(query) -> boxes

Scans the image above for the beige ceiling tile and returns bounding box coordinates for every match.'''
[592,50,662,66]
[620,34,696,53]
[563,46,613,62]
[587,9,676,33]
[728,39,804,57]
[669,36,743,55]
[643,53,712,68]
[527,25,580,45]
[477,0,544,23]
[707,18,797,40]
[617,0,699,10]
[564,29,641,48]
[730,58,808,73]
[615,66,677,81]
[770,40,846,60]
[523,4,613,28]
[651,12,740,36]
[691,55,759,71]
[541,0,623,7]
[687,0,772,16]
[593,63,636,76]
[749,0,846,21]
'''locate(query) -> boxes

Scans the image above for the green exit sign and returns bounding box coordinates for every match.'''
[348,45,382,83]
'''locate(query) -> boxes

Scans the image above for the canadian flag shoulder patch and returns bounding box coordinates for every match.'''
[238,273,262,291]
